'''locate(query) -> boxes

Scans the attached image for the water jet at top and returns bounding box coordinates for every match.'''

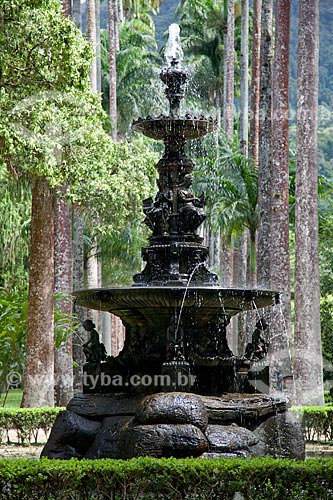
[164,24,184,67]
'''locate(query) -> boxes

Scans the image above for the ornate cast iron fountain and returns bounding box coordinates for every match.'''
[42,26,304,460]
[73,52,278,396]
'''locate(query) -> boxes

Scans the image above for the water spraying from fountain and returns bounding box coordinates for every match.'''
[164,24,184,67]
[42,25,305,461]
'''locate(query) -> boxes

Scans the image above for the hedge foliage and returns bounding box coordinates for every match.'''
[292,406,333,442]
[0,408,63,444]
[0,457,333,500]
[2,406,333,445]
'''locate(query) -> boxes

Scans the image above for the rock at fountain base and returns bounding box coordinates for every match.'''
[252,411,305,459]
[41,392,305,460]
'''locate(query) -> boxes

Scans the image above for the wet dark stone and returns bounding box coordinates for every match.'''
[67,394,142,418]
[205,424,259,452]
[41,410,101,459]
[117,423,208,459]
[85,416,133,459]
[198,394,287,425]
[252,411,305,459]
[136,392,208,431]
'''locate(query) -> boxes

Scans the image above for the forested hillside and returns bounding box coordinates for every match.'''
[152,0,178,48]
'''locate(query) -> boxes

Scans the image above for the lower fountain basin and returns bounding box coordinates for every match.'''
[73,286,279,320]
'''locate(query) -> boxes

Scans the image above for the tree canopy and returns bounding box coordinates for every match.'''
[0,0,157,237]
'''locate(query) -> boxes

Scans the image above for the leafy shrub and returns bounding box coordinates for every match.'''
[0,288,28,389]
[291,406,333,442]
[0,457,333,500]
[0,288,79,391]
[0,407,63,444]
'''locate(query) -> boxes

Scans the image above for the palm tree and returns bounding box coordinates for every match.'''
[177,0,228,122]
[54,189,74,406]
[53,0,76,409]
[177,1,243,121]
[195,136,258,286]
[178,0,242,283]
[239,0,249,156]
[61,0,71,16]
[101,16,162,136]
[257,0,273,288]
[223,0,234,138]
[249,0,261,165]
[72,0,81,29]
[86,0,98,92]
[220,0,235,286]
[108,0,117,140]
[270,0,292,396]
[294,0,323,406]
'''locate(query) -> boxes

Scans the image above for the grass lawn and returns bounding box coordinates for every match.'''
[0,388,23,408]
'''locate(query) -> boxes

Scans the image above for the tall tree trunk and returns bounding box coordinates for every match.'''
[220,236,233,285]
[207,226,221,272]
[294,0,323,406]
[118,0,124,25]
[96,0,102,93]
[237,229,249,355]
[72,0,81,29]
[269,0,292,395]
[73,207,86,392]
[221,0,235,286]
[256,0,273,288]
[249,230,257,287]
[215,89,222,131]
[221,0,237,349]
[114,0,120,51]
[86,0,103,342]
[223,0,235,138]
[54,191,74,406]
[62,0,72,17]
[22,177,55,407]
[86,234,100,329]
[108,0,118,140]
[249,0,261,165]
[240,0,249,157]
[55,0,75,408]
[86,0,97,92]
[237,0,250,353]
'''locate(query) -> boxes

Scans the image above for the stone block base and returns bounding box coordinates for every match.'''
[41,392,305,460]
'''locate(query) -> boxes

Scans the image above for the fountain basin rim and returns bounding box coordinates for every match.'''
[132,116,217,140]
[73,286,279,315]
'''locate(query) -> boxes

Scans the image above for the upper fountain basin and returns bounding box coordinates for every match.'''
[132,115,216,141]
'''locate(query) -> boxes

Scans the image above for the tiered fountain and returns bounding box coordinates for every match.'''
[42,25,304,460]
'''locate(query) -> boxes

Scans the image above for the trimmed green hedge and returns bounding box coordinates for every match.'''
[292,406,333,442]
[0,405,333,446]
[0,408,64,444]
[0,457,333,499]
